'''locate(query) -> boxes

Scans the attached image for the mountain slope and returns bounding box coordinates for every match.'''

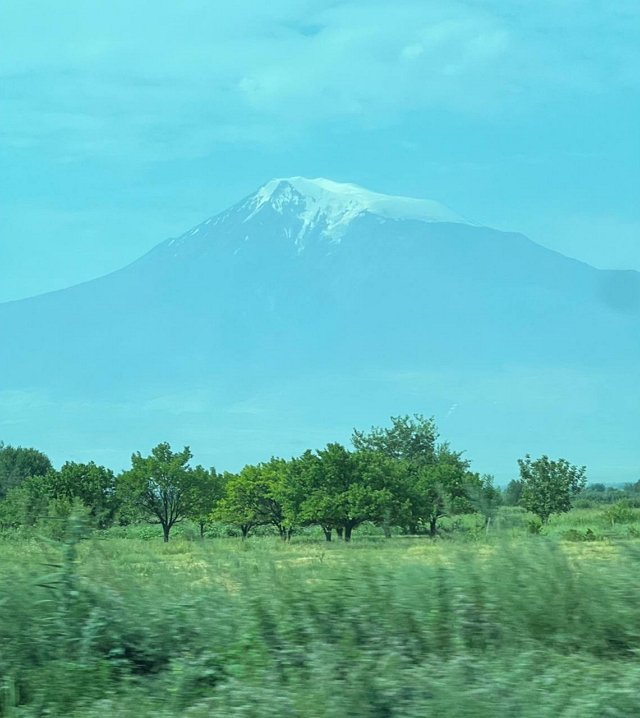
[1,178,638,481]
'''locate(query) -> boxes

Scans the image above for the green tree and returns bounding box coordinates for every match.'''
[189,466,225,537]
[0,442,52,499]
[588,483,607,493]
[118,443,201,542]
[351,415,439,535]
[214,460,293,539]
[503,479,524,506]
[0,462,117,530]
[0,474,50,528]
[410,446,476,536]
[352,416,477,535]
[603,500,635,527]
[466,473,502,531]
[288,451,336,541]
[297,443,399,542]
[213,471,255,538]
[352,414,438,465]
[518,454,587,524]
[48,462,117,528]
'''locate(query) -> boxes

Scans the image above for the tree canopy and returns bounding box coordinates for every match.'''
[215,459,293,539]
[518,454,587,523]
[352,414,438,466]
[293,443,401,541]
[0,422,597,543]
[119,443,207,541]
[0,443,52,499]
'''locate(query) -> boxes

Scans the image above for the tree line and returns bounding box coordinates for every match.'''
[0,416,596,541]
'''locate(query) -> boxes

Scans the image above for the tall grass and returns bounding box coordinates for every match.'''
[1,524,640,716]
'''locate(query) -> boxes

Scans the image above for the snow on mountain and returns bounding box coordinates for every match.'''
[167,177,473,253]
[247,177,472,244]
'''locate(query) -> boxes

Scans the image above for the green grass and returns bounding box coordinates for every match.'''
[2,509,640,716]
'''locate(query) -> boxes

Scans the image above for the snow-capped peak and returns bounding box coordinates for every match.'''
[164,177,473,256]
[245,177,471,245]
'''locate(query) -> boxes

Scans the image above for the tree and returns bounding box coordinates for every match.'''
[467,474,502,532]
[503,479,524,506]
[518,454,587,524]
[0,443,52,499]
[118,443,201,542]
[352,417,478,536]
[214,460,293,539]
[625,480,640,495]
[48,462,117,528]
[409,445,475,536]
[288,450,336,540]
[297,443,399,542]
[588,483,607,493]
[213,471,256,538]
[352,414,438,466]
[254,458,297,540]
[0,474,50,528]
[0,462,117,530]
[352,415,439,535]
[189,466,225,537]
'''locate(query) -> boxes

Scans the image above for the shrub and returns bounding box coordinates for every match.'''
[526,517,543,534]
[562,528,598,542]
[603,501,635,527]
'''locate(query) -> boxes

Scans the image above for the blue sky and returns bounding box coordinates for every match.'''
[1,0,639,303]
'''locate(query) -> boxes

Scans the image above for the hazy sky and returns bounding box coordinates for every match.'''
[1,0,639,303]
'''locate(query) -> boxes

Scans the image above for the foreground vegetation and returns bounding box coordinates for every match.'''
[1,419,638,715]
[2,509,640,717]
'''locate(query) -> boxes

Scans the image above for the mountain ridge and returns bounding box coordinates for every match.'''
[2,177,637,307]
[0,177,638,482]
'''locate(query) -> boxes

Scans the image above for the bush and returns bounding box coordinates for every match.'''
[526,517,543,535]
[562,528,598,542]
[603,501,635,526]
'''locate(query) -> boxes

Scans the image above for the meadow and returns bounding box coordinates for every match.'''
[1,507,640,717]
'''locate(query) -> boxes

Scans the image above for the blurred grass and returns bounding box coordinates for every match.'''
[2,509,640,716]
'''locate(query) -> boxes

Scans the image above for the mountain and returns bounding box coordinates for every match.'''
[1,177,638,481]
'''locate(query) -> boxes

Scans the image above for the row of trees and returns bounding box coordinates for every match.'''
[0,417,590,541]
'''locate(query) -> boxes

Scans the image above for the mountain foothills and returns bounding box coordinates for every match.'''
[1,177,638,481]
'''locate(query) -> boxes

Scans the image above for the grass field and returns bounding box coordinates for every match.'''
[2,508,640,717]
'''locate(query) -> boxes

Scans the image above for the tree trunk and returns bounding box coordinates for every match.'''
[382,525,391,538]
[278,526,293,542]
[336,527,344,540]
[429,517,438,537]
[241,525,250,539]
[322,527,332,542]
[162,523,171,542]
[344,524,353,542]
[199,521,206,538]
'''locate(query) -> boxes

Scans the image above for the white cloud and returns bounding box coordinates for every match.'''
[0,0,638,160]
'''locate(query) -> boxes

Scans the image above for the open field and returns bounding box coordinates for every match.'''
[2,509,640,717]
